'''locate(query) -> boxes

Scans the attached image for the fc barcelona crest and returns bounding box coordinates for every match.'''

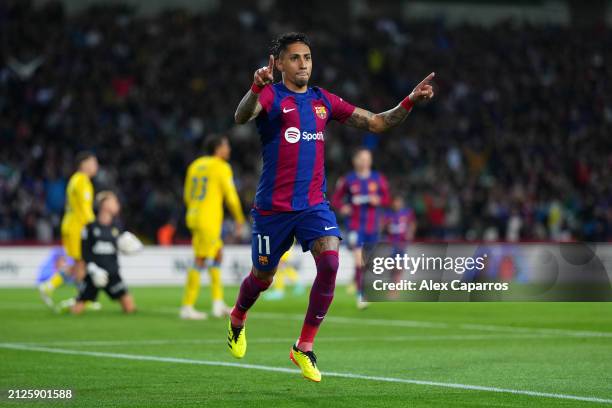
[314,105,327,119]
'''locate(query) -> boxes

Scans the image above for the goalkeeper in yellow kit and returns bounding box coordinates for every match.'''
[180,136,245,320]
[39,152,98,308]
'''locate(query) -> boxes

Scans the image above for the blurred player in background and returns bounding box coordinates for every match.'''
[384,195,417,299]
[39,152,98,307]
[384,195,417,255]
[36,247,74,308]
[227,32,434,382]
[71,191,136,315]
[263,244,304,300]
[181,135,245,320]
[332,148,390,309]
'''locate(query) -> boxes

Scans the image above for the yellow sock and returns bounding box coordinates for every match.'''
[273,268,286,291]
[284,266,299,284]
[182,268,201,307]
[209,266,223,301]
[49,272,64,289]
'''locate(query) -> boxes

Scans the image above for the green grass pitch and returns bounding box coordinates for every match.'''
[1,286,611,407]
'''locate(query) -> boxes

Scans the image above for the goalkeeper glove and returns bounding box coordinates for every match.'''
[117,231,143,255]
[87,263,109,288]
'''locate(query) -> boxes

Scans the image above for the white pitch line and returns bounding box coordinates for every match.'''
[252,312,612,338]
[3,302,612,339]
[1,342,611,405]
[11,333,556,348]
[149,307,447,329]
[458,323,612,338]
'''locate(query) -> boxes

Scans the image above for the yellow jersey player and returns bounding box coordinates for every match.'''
[180,135,245,320]
[39,152,98,307]
[263,243,304,300]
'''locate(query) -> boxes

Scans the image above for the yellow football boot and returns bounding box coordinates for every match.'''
[289,344,321,382]
[227,320,246,359]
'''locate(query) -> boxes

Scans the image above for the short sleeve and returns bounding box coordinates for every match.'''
[321,88,356,123]
[258,84,275,114]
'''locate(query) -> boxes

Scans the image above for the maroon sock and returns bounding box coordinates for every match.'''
[299,250,339,350]
[231,270,271,326]
[355,265,364,295]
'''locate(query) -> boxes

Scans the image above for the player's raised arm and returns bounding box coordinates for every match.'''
[234,55,275,124]
[344,72,435,133]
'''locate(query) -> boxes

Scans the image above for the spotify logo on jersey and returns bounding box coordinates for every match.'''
[284,127,301,144]
[284,127,325,143]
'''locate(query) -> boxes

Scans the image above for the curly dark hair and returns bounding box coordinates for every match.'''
[269,32,311,58]
[205,134,228,155]
[75,150,96,168]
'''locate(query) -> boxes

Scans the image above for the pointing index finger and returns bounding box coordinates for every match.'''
[268,55,274,72]
[416,72,435,89]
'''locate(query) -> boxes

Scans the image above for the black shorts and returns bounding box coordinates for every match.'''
[77,271,128,302]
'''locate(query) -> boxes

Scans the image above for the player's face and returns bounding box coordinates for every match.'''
[104,196,120,216]
[217,139,231,160]
[82,157,99,177]
[353,150,372,172]
[277,42,312,88]
[392,197,404,211]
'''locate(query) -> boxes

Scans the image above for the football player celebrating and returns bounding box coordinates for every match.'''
[181,135,245,319]
[332,148,391,309]
[228,32,434,382]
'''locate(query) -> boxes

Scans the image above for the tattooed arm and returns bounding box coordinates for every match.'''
[345,106,411,133]
[344,72,435,133]
[234,91,263,124]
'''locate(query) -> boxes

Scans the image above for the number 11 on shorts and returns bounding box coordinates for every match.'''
[257,234,270,255]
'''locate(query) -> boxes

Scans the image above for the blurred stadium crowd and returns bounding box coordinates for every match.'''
[1,1,610,243]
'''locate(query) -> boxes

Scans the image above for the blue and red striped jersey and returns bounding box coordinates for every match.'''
[331,171,391,234]
[254,82,355,212]
[384,207,417,244]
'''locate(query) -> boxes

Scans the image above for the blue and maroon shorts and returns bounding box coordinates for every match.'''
[251,201,341,271]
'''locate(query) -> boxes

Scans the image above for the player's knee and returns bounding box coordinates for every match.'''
[71,302,85,315]
[353,249,364,267]
[194,257,205,268]
[214,248,223,263]
[252,266,276,283]
[317,250,339,271]
[315,251,339,281]
[123,305,136,314]
[121,295,136,313]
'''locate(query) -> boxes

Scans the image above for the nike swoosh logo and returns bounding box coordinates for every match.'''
[283,108,296,113]
[315,315,325,319]
[324,226,337,231]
